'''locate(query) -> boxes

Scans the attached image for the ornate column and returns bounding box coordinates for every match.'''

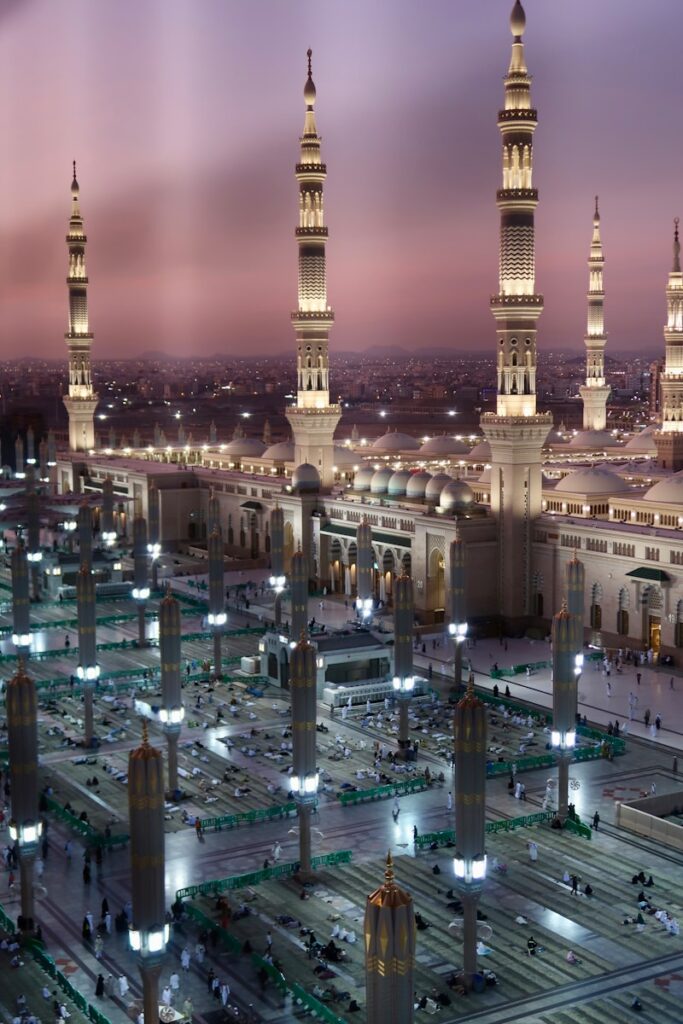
[655,220,683,469]
[355,519,373,621]
[453,676,487,987]
[128,724,168,1021]
[579,198,610,430]
[11,543,32,657]
[159,590,184,794]
[447,534,468,700]
[77,565,99,747]
[269,505,286,628]
[365,853,415,1024]
[26,491,42,600]
[7,660,41,930]
[100,476,116,547]
[147,486,161,590]
[207,527,226,677]
[393,572,415,759]
[290,633,318,876]
[132,516,150,647]
[291,548,308,640]
[551,602,580,822]
[566,552,585,657]
[78,500,93,569]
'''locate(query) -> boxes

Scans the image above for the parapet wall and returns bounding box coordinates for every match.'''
[615,790,683,851]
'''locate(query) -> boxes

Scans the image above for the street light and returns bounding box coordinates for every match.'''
[76,665,101,681]
[291,772,319,797]
[8,818,42,848]
[207,611,227,626]
[147,542,161,560]
[453,854,487,884]
[392,675,415,694]
[132,586,150,600]
[159,706,185,725]
[129,922,170,956]
[269,574,286,593]
[356,596,373,620]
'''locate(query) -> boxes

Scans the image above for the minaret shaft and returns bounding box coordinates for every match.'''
[660,219,683,430]
[579,198,610,430]
[63,163,98,450]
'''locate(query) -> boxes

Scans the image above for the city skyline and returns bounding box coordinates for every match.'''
[0,0,681,361]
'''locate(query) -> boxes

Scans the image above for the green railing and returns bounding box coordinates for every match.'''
[338,775,430,806]
[43,796,128,848]
[176,850,352,901]
[0,899,16,933]
[31,943,115,1024]
[251,952,288,993]
[183,903,242,955]
[290,982,347,1023]
[199,803,297,831]
[489,650,603,679]
[414,811,553,850]
[563,815,592,840]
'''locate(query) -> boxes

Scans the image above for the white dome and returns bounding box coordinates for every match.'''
[419,435,471,457]
[468,440,491,461]
[554,467,630,496]
[332,445,356,468]
[291,463,320,493]
[624,424,658,454]
[263,441,295,461]
[568,430,620,449]
[425,473,453,502]
[643,472,683,504]
[405,471,432,498]
[370,468,394,494]
[387,470,411,496]
[371,431,421,452]
[223,437,267,457]
[353,467,375,492]
[439,480,475,511]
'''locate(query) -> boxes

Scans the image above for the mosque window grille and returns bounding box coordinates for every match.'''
[644,546,660,562]
[671,550,683,566]
[613,542,635,557]
[586,538,607,553]
[560,534,581,549]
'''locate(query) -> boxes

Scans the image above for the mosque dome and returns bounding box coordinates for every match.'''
[223,437,266,458]
[439,480,475,512]
[387,470,412,496]
[643,472,683,504]
[554,467,630,495]
[425,473,453,502]
[370,468,394,494]
[263,441,295,462]
[568,430,620,449]
[405,471,432,498]
[371,431,421,452]
[291,463,320,493]
[624,424,658,455]
[332,446,357,468]
[419,435,471,457]
[468,440,491,462]
[353,467,375,492]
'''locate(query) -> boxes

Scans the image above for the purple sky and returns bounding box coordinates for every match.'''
[0,0,681,361]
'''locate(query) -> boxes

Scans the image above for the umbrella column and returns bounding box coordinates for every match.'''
[207,527,226,678]
[26,491,42,600]
[365,854,415,1024]
[128,724,168,1022]
[147,487,161,591]
[159,591,184,795]
[7,660,41,930]
[11,544,32,657]
[77,564,99,746]
[291,549,308,640]
[100,476,117,547]
[453,676,487,988]
[290,632,318,876]
[269,505,286,628]
[551,602,580,822]
[78,501,93,569]
[132,516,150,647]
[393,572,415,759]
[566,553,585,659]
[355,519,373,622]
[447,535,468,700]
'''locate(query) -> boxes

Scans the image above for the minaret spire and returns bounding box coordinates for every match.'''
[480,1,552,625]
[63,162,98,451]
[579,195,610,430]
[655,218,683,469]
[285,49,341,487]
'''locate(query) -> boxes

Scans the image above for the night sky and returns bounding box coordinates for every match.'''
[0,0,681,361]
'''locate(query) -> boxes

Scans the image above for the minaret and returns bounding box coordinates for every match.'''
[365,853,415,1024]
[655,219,683,470]
[551,602,578,822]
[63,162,98,451]
[480,1,552,625]
[285,50,341,487]
[579,198,610,430]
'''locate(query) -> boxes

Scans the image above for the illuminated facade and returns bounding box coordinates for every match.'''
[579,198,610,430]
[285,50,341,487]
[62,163,98,451]
[480,0,552,622]
[655,220,683,469]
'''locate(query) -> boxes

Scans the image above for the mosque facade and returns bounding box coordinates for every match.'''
[56,2,683,663]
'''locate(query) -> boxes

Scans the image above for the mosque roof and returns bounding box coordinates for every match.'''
[419,434,471,457]
[332,446,357,468]
[468,440,491,461]
[643,472,683,504]
[405,471,432,498]
[262,441,295,461]
[371,430,421,452]
[623,424,658,454]
[222,437,267,457]
[439,480,475,511]
[567,429,621,449]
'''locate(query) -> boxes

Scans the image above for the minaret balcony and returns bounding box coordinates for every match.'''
[66,233,87,243]
[491,294,543,307]
[295,227,328,238]
[296,162,326,174]
[291,310,335,322]
[496,188,538,205]
[498,108,537,123]
[65,332,94,342]
[66,276,89,285]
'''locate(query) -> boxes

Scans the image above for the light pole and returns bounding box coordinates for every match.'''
[148,486,160,591]
[290,633,318,877]
[207,527,226,677]
[77,564,100,747]
[393,572,415,760]
[448,620,468,699]
[159,590,184,795]
[270,505,285,628]
[132,515,150,647]
[100,476,117,548]
[551,601,580,823]
[7,660,41,931]
[11,543,32,657]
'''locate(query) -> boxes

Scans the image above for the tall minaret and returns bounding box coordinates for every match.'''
[655,219,683,470]
[63,162,98,451]
[579,198,610,430]
[285,50,341,487]
[480,1,552,625]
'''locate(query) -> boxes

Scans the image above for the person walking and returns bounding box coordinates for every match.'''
[592,811,600,831]
[169,972,180,996]
[161,986,172,1007]
[447,791,453,812]
[655,713,662,731]
[118,976,129,1000]
[528,841,538,863]
[180,947,191,972]
[94,934,104,960]
[220,982,230,1008]
[570,874,579,895]
[636,672,641,686]
[95,976,104,999]
[670,677,675,690]
[392,796,400,822]
[104,975,114,1000]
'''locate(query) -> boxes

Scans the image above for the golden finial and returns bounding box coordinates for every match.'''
[307,48,313,78]
[142,719,149,746]
[674,218,680,273]
[384,851,395,887]
[72,160,77,182]
[467,671,475,694]
[594,195,599,218]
